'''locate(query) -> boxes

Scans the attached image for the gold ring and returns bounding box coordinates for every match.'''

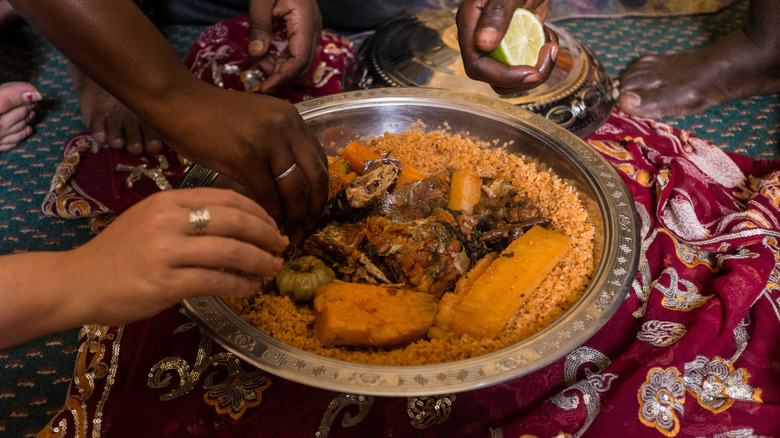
[189,207,210,235]
[274,163,297,182]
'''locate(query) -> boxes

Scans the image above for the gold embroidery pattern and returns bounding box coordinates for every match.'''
[636,320,687,347]
[407,395,456,429]
[202,353,271,420]
[550,346,616,438]
[654,267,711,311]
[147,319,271,420]
[638,367,685,437]
[315,394,375,438]
[38,325,122,438]
[683,355,762,413]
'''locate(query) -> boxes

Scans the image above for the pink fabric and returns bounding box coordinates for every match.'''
[39,15,780,438]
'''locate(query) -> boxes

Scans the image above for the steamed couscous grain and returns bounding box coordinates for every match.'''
[223,126,595,366]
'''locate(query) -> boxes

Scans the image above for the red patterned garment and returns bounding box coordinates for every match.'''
[38,108,780,438]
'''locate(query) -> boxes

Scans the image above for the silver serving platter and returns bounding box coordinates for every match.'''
[179,88,638,396]
[346,8,615,138]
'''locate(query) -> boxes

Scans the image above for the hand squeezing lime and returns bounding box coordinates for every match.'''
[489,8,545,66]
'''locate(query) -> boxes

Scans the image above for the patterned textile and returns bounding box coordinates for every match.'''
[37,109,780,437]
[40,15,356,228]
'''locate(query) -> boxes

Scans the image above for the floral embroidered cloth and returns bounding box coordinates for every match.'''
[39,14,780,438]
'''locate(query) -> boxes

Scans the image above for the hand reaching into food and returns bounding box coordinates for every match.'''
[9,0,329,232]
[0,188,286,349]
[456,0,558,94]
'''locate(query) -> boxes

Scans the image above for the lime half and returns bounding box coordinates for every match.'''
[489,8,545,66]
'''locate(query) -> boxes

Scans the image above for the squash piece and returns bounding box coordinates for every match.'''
[447,169,482,214]
[327,157,357,197]
[340,140,428,185]
[341,140,381,173]
[313,281,438,347]
[428,252,498,339]
[451,225,571,338]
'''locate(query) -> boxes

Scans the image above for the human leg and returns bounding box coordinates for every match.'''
[0,81,40,151]
[617,0,780,118]
[65,0,248,156]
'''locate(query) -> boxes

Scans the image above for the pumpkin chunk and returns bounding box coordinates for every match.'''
[447,168,482,214]
[313,281,438,347]
[451,225,571,338]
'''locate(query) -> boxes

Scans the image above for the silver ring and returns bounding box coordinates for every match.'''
[274,163,297,182]
[189,207,210,235]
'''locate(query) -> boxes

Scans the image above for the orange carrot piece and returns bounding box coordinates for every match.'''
[341,140,428,184]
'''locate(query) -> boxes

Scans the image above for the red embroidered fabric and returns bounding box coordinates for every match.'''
[39,16,780,438]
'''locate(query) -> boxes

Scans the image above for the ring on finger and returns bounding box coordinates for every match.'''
[189,207,211,235]
[274,163,297,182]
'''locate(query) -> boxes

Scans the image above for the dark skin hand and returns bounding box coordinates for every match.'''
[457,0,558,95]
[247,0,323,94]
[10,0,328,232]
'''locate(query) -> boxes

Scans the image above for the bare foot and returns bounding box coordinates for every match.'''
[0,82,41,151]
[68,62,165,156]
[617,0,780,119]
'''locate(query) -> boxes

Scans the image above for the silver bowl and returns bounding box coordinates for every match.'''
[179,88,639,396]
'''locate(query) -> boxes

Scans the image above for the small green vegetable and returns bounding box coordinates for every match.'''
[276,256,336,302]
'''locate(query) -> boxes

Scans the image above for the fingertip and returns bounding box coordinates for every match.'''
[249,39,265,57]
[476,27,499,52]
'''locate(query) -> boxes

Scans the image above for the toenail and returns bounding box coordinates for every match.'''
[622,92,641,108]
[23,91,42,103]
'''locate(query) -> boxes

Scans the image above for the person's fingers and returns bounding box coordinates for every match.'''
[166,266,263,298]
[247,0,274,58]
[180,204,286,254]
[290,130,328,230]
[257,0,322,92]
[474,0,517,53]
[172,235,283,279]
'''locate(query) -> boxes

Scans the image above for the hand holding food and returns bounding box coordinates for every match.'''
[67,187,286,327]
[247,0,323,93]
[456,0,558,94]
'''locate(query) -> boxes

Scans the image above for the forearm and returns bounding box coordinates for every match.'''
[7,0,206,135]
[0,251,88,349]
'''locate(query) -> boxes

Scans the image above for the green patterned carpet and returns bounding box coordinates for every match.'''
[0,1,777,436]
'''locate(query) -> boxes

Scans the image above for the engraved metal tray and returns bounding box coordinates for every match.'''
[179,88,638,396]
[345,8,615,138]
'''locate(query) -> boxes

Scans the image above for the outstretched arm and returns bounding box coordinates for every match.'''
[0,188,286,350]
[9,0,329,232]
